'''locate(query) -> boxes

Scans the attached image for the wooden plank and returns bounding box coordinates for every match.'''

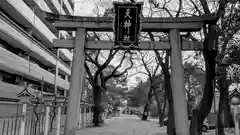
[53,39,203,50]
[44,12,216,32]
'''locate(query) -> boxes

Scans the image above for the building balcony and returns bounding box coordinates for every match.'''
[63,0,74,15]
[0,46,69,90]
[0,12,71,76]
[44,0,73,15]
[41,0,73,38]
[0,0,73,62]
[68,0,74,11]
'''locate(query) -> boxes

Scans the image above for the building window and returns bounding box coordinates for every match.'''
[0,70,17,85]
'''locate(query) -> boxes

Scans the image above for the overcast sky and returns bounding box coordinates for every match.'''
[72,0,214,89]
[73,0,152,89]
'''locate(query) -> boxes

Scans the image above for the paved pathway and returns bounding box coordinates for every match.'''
[76,114,167,135]
[48,114,219,135]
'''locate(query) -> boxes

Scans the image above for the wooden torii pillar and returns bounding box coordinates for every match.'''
[47,13,214,135]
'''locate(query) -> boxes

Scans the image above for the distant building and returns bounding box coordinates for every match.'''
[0,0,74,99]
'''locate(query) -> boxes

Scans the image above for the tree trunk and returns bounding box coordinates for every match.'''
[92,85,102,126]
[153,87,163,125]
[217,71,234,135]
[142,87,153,121]
[189,44,217,135]
[163,67,175,135]
[166,84,175,135]
[142,103,149,120]
[189,24,218,135]
[159,92,167,126]
[168,99,176,135]
[187,91,194,116]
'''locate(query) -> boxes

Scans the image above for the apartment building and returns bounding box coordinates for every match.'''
[0,0,75,100]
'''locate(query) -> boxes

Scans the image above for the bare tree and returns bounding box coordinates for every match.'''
[136,51,165,122]
[85,47,133,126]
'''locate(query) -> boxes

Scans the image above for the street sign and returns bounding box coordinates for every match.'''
[113,2,143,49]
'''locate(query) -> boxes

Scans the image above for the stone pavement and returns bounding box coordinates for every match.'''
[76,114,167,135]
[47,114,218,135]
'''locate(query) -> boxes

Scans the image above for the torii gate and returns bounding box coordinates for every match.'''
[45,11,214,135]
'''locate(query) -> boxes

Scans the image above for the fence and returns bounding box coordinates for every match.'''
[0,101,93,135]
[78,104,93,129]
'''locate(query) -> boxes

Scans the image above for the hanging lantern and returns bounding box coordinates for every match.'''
[229,89,240,105]
[42,94,55,105]
[55,96,67,106]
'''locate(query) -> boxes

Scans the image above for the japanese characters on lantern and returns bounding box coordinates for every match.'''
[113,2,143,49]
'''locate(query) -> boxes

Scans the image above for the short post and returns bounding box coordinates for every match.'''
[89,106,92,124]
[21,103,27,135]
[16,86,34,135]
[234,106,239,135]
[84,106,87,127]
[85,106,89,126]
[87,107,91,125]
[81,106,84,128]
[43,95,55,135]
[55,96,66,135]
[229,89,240,135]
[78,106,82,129]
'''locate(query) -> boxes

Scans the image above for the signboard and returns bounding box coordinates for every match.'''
[113,2,143,49]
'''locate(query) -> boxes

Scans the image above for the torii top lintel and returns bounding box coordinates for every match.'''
[44,12,216,32]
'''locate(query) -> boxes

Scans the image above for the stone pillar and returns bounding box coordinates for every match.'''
[83,107,86,127]
[169,29,189,135]
[19,103,27,135]
[44,102,51,135]
[56,102,63,135]
[87,107,90,125]
[78,106,82,129]
[64,28,86,135]
[234,105,240,135]
[89,107,92,124]
[81,107,84,128]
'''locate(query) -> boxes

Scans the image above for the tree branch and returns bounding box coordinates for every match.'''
[176,0,182,17]
[84,62,94,86]
[86,52,100,67]
[139,51,152,77]
[94,50,118,82]
[95,50,101,66]
[104,54,134,82]
[199,0,210,14]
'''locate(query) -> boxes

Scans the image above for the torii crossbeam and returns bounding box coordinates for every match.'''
[44,12,215,32]
[44,11,215,135]
[53,39,203,50]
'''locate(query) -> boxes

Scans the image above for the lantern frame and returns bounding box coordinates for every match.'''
[16,87,35,103]
[229,89,240,105]
[55,96,67,106]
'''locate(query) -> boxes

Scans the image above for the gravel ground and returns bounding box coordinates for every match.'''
[203,128,235,135]
[76,114,167,135]
[48,114,235,135]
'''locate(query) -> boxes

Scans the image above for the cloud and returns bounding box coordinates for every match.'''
[74,0,94,16]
